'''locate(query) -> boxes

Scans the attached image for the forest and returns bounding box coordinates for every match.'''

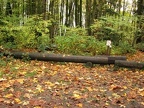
[0,0,143,54]
[0,0,144,107]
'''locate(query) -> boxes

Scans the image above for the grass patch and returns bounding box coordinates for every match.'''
[25,71,37,78]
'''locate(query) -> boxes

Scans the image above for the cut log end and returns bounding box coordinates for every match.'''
[115,60,144,69]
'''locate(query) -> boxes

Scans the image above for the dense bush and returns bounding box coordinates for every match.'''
[91,16,136,46]
[0,15,140,55]
[136,42,144,52]
[0,16,51,50]
[65,27,87,36]
[55,35,106,55]
[118,42,136,54]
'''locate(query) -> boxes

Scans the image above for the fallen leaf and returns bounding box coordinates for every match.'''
[0,78,7,81]
[14,98,21,104]
[139,91,144,96]
[34,106,42,108]
[4,100,11,104]
[73,94,82,100]
[112,93,120,98]
[22,100,29,105]
[4,94,13,98]
[14,91,21,98]
[86,87,93,92]
[76,103,83,107]
[141,102,144,105]
[45,81,55,87]
[139,88,144,96]
[29,99,46,106]
[16,78,24,84]
[110,85,122,91]
[36,85,44,93]
[23,93,32,99]
[33,78,38,83]
[127,91,137,99]
[0,97,4,102]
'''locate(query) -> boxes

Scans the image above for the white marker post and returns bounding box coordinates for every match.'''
[106,40,112,55]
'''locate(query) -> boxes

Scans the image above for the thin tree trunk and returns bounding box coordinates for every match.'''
[60,0,64,25]
[65,0,69,26]
[137,0,144,15]
[48,0,55,43]
[6,2,12,16]
[68,0,74,27]
[92,0,97,23]
[122,0,126,16]
[43,0,47,19]
[79,0,82,27]
[118,0,121,14]
[86,0,92,35]
[75,0,78,26]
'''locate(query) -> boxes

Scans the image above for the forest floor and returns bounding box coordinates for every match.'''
[0,51,144,108]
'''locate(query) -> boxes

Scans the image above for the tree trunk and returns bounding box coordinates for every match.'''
[68,0,74,27]
[48,0,55,43]
[79,0,82,27]
[60,0,65,25]
[115,60,144,69]
[31,0,36,15]
[43,0,47,20]
[86,0,92,35]
[65,0,69,26]
[75,0,78,26]
[132,0,144,47]
[2,51,127,65]
[92,0,97,23]
[6,2,12,16]
[137,0,144,15]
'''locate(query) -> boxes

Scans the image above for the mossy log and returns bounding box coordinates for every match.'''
[2,51,127,64]
[115,60,144,69]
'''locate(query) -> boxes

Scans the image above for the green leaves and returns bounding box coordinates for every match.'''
[55,35,106,55]
[91,16,136,45]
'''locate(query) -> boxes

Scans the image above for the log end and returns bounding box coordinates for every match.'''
[115,60,144,69]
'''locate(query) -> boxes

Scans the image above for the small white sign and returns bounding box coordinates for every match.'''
[106,40,112,48]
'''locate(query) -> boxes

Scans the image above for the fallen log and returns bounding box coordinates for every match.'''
[2,51,127,64]
[115,60,144,69]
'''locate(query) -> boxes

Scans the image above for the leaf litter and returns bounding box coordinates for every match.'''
[0,51,144,108]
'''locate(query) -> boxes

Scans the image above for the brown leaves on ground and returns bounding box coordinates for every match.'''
[0,51,144,108]
[127,51,144,62]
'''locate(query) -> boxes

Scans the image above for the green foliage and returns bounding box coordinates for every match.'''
[22,53,31,62]
[0,59,7,67]
[65,27,88,36]
[55,35,106,55]
[25,71,37,78]
[21,16,51,48]
[91,16,136,46]
[0,15,51,49]
[0,71,4,78]
[0,52,3,57]
[118,42,136,54]
[0,14,140,55]
[136,43,144,51]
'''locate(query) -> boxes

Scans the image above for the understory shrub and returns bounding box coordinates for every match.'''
[91,16,136,46]
[65,27,87,36]
[0,15,139,55]
[118,42,136,54]
[136,43,144,52]
[55,35,106,55]
[0,16,51,49]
